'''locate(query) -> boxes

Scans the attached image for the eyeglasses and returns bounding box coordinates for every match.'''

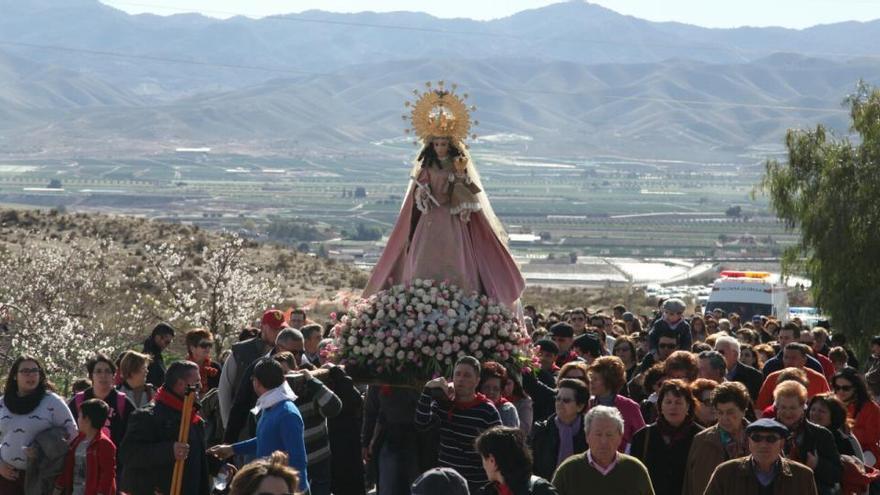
[555,396,574,404]
[197,341,214,349]
[658,343,678,350]
[833,384,854,392]
[748,433,781,443]
[17,367,40,375]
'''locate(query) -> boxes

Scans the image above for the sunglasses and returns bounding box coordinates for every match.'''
[197,341,214,349]
[833,384,854,392]
[748,433,782,443]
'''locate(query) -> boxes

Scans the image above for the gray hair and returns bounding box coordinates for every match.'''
[584,405,624,435]
[714,335,741,357]
[699,350,727,376]
[276,328,303,345]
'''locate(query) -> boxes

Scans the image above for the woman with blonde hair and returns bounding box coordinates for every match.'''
[117,350,154,408]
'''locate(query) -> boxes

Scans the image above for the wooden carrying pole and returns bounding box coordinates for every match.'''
[169,386,196,495]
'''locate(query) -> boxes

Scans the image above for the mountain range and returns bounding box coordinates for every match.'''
[1,0,879,159]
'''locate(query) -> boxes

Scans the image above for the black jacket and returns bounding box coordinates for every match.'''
[480,476,558,495]
[728,362,764,401]
[630,422,703,495]
[325,366,367,495]
[143,337,166,388]
[781,420,842,493]
[522,371,555,423]
[119,400,211,495]
[529,414,587,481]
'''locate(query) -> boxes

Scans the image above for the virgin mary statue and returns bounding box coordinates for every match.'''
[363,82,525,307]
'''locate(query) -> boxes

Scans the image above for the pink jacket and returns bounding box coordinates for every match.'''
[588,395,646,453]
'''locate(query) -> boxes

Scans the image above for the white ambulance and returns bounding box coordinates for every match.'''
[705,271,789,321]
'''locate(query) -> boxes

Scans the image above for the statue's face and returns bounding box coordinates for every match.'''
[432,138,450,155]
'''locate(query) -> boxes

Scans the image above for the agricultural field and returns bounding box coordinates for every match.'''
[0,137,796,283]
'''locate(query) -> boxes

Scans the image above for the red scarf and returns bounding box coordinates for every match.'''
[188,354,218,393]
[154,386,202,424]
[496,483,514,495]
[447,392,493,420]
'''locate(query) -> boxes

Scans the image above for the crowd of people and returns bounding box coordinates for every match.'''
[2,299,880,495]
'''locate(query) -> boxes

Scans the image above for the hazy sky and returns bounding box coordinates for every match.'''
[100,0,880,28]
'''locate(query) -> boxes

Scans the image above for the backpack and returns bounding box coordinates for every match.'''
[74,390,127,439]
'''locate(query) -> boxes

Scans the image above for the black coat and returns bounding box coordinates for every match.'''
[529,414,587,481]
[119,400,211,495]
[630,422,703,495]
[480,476,558,495]
[326,366,367,495]
[143,337,166,388]
[728,362,764,401]
[781,420,842,493]
[522,371,556,423]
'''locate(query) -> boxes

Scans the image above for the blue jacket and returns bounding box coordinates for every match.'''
[233,399,309,493]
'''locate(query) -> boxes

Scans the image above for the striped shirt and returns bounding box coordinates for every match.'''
[294,378,342,465]
[414,391,502,485]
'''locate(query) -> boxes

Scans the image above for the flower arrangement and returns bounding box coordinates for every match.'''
[332,279,531,386]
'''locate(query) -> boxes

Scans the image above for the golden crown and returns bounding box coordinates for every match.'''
[403,81,478,146]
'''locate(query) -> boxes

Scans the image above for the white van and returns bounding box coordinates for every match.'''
[705,271,789,321]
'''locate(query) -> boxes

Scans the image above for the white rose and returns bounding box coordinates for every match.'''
[376,309,386,319]
[421,294,431,303]
[396,350,406,360]
[422,346,433,355]
[388,310,398,318]
[447,309,458,318]
[383,347,395,357]
[414,279,423,287]
[373,348,382,358]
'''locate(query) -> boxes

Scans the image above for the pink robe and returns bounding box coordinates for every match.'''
[364,162,524,307]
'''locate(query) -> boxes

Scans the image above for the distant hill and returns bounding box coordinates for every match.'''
[1,0,880,158]
[4,54,877,160]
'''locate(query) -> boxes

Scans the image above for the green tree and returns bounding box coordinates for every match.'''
[761,81,880,343]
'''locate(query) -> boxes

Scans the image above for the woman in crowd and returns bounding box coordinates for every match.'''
[630,379,703,495]
[690,378,718,427]
[612,337,639,382]
[773,381,842,495]
[503,377,533,436]
[682,382,751,495]
[0,355,77,494]
[416,356,502,493]
[479,362,520,428]
[832,367,880,467]
[230,451,301,495]
[738,344,760,370]
[117,351,154,408]
[690,316,707,343]
[587,356,645,453]
[529,379,589,480]
[760,319,779,343]
[753,344,776,369]
[475,426,557,495]
[522,361,589,423]
[67,353,136,450]
[636,363,666,424]
[185,328,222,393]
[807,393,863,460]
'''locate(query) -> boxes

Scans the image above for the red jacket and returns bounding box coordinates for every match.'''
[55,431,117,495]
[849,400,880,467]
